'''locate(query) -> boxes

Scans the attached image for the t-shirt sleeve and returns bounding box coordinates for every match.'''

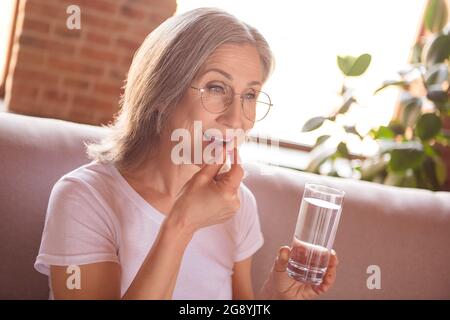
[234,184,264,262]
[34,177,119,276]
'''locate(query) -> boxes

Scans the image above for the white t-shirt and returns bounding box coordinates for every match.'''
[34,160,264,299]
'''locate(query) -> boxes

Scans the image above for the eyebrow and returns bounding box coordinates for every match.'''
[201,68,262,87]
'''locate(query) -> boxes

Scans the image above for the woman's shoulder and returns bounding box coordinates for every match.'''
[46,161,123,231]
[55,160,115,188]
[50,160,117,204]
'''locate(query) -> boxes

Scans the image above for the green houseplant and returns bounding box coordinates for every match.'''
[302,0,450,191]
[300,53,371,178]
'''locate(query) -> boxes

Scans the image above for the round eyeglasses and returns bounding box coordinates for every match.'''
[190,83,273,122]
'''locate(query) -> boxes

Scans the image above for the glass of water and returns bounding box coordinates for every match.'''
[286,183,345,285]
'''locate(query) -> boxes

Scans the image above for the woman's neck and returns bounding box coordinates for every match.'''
[119,141,200,200]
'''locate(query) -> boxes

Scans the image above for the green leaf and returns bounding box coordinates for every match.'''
[374,80,408,95]
[344,125,363,139]
[388,120,405,136]
[337,56,354,76]
[337,142,349,158]
[433,155,448,186]
[422,155,447,189]
[424,144,439,157]
[340,83,348,96]
[336,96,356,115]
[306,147,337,173]
[425,63,449,87]
[434,100,450,114]
[426,87,448,103]
[302,116,326,132]
[415,113,442,141]
[371,126,395,139]
[400,97,423,128]
[421,156,441,190]
[337,54,372,77]
[388,148,426,172]
[313,135,331,148]
[360,156,388,181]
[424,0,448,33]
[424,33,450,66]
[348,54,372,76]
[417,154,448,189]
[409,42,423,64]
[435,131,450,146]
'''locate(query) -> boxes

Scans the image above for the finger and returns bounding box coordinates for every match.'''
[324,250,339,281]
[229,146,242,166]
[328,250,339,267]
[215,148,244,189]
[207,143,227,166]
[315,251,338,291]
[195,161,224,184]
[274,246,291,272]
[319,264,337,291]
[322,267,336,285]
[317,278,333,294]
[228,148,244,182]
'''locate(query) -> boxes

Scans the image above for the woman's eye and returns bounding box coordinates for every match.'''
[244,92,256,100]
[206,85,225,94]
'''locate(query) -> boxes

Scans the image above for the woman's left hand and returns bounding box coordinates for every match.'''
[263,246,339,300]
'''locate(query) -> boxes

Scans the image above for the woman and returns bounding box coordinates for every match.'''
[34,7,338,300]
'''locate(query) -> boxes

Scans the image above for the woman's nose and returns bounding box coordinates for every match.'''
[219,96,245,129]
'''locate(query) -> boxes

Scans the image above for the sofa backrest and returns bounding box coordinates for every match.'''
[0,112,106,299]
[1,112,450,299]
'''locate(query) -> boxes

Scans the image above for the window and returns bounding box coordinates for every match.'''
[176,0,426,156]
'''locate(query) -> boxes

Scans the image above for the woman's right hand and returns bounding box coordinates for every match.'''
[167,147,244,234]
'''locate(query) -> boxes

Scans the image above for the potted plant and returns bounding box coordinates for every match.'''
[302,0,450,191]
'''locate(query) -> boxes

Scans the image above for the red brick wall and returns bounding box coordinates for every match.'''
[5,0,177,125]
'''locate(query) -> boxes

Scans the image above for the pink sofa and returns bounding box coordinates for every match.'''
[1,112,449,299]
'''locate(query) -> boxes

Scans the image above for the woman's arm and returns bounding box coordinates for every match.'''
[123,216,194,299]
[51,262,121,299]
[50,216,193,300]
[231,255,277,300]
[232,256,255,300]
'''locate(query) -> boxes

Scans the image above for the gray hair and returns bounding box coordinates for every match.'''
[86,7,275,171]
